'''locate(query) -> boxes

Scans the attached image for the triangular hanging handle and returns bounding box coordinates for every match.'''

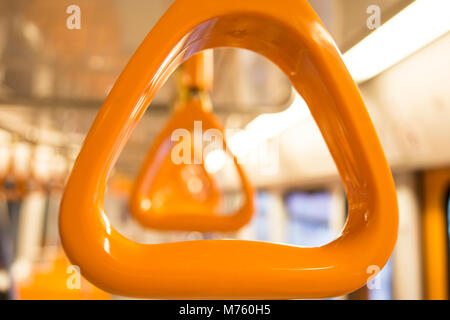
[129,52,255,232]
[59,0,398,299]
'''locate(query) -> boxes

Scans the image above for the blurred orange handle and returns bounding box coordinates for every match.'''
[181,51,214,91]
[129,51,254,232]
[129,97,255,232]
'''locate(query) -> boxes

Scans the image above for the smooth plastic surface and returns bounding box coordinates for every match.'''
[59,0,398,299]
[422,169,450,300]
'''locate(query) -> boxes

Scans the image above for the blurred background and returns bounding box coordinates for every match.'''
[0,0,449,300]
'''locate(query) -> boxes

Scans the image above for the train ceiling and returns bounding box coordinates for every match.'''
[1,0,448,187]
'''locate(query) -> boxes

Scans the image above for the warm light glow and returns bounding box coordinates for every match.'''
[0,132,11,176]
[0,271,10,291]
[343,0,450,83]
[229,93,309,159]
[187,177,203,194]
[51,154,68,179]
[13,143,32,177]
[32,144,54,181]
[205,149,226,174]
[140,199,152,211]
[205,93,309,173]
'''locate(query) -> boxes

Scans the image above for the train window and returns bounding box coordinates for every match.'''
[284,191,336,247]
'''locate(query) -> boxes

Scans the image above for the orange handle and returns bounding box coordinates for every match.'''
[59,0,398,299]
[129,52,254,232]
[422,169,450,300]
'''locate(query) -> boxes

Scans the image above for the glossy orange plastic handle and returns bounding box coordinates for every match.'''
[129,53,254,232]
[59,0,398,299]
